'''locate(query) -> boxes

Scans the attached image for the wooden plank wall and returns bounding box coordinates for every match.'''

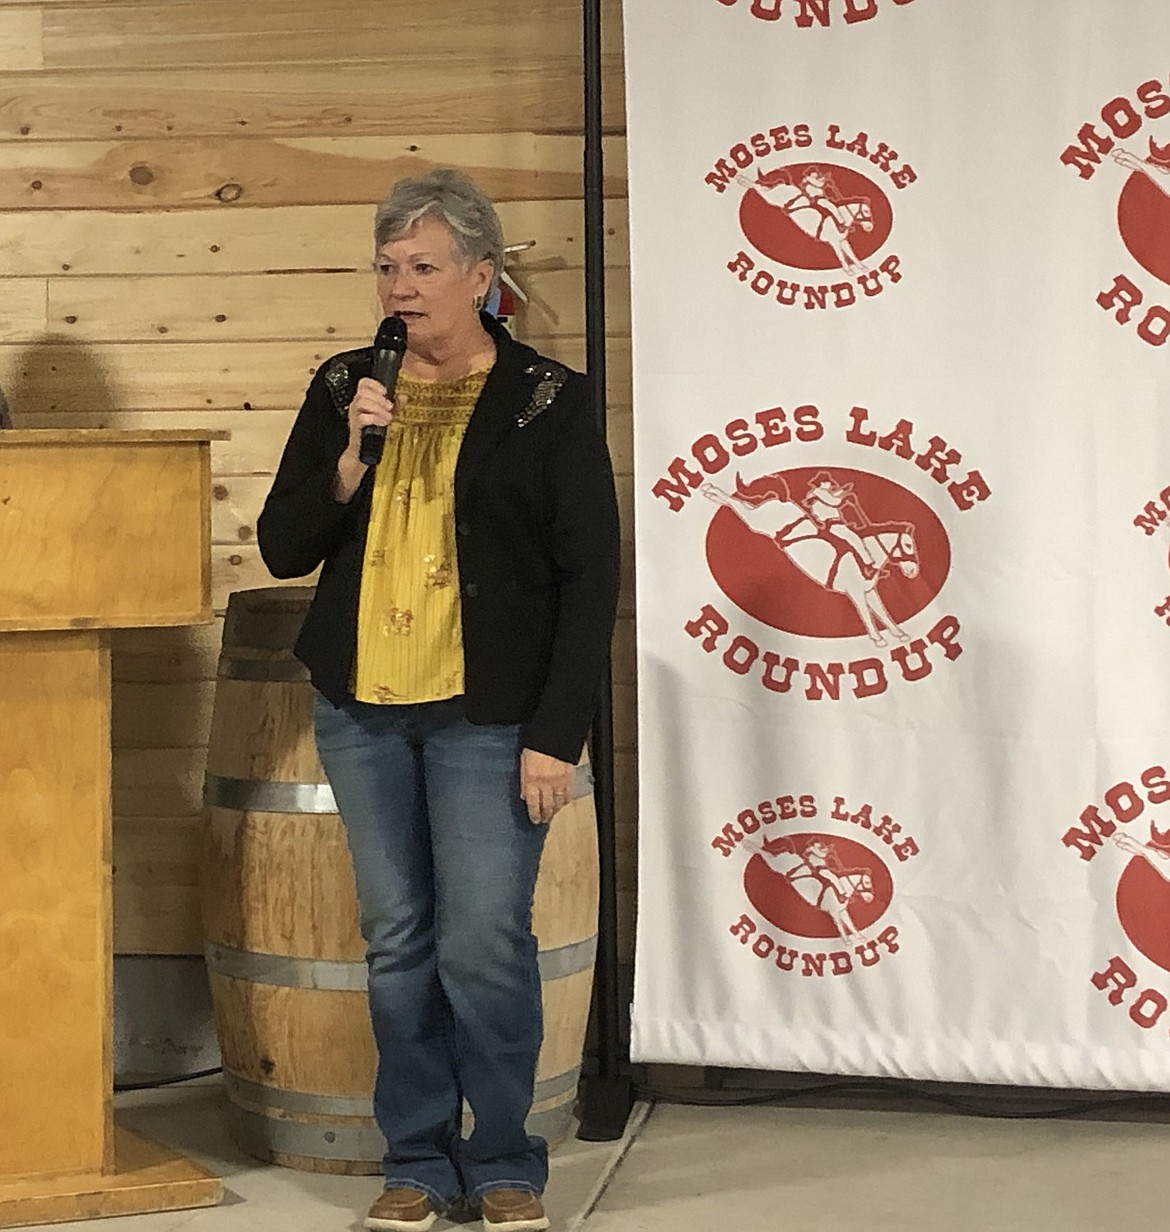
[0,0,635,960]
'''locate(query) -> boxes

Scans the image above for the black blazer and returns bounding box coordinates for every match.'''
[257,315,621,765]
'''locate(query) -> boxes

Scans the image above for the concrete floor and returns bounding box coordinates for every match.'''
[39,1079,1170,1232]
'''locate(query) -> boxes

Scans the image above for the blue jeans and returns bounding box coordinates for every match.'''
[312,694,549,1207]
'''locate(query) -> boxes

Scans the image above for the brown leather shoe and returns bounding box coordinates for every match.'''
[364,1187,437,1232]
[480,1188,550,1232]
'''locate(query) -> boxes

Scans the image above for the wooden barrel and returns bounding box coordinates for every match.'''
[201,586,599,1174]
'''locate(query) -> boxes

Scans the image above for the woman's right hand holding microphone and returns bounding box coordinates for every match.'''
[334,377,397,503]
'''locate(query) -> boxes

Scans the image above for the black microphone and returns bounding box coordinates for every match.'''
[359,315,408,466]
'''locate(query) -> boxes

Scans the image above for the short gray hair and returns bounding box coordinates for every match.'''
[374,169,504,291]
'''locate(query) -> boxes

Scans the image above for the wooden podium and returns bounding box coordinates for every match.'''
[0,431,226,1227]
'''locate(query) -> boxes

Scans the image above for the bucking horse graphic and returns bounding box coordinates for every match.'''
[757,834,875,943]
[739,165,876,276]
[703,469,920,647]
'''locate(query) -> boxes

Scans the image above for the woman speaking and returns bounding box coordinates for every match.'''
[257,170,620,1232]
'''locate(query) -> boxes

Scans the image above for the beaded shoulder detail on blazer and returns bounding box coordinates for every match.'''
[320,348,372,419]
[516,360,568,428]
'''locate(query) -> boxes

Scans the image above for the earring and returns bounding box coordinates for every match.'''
[473,293,485,312]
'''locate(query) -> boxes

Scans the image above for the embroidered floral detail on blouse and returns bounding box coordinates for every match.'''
[382,607,414,635]
[368,549,387,567]
[517,361,568,428]
[424,557,454,589]
[395,371,488,425]
[394,483,412,511]
[372,685,401,703]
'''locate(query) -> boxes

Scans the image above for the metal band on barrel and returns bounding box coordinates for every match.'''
[224,1065,580,1121]
[205,934,597,992]
[203,776,337,813]
[225,1071,580,1164]
[533,1065,582,1104]
[226,1072,374,1118]
[205,763,591,816]
[225,1100,385,1163]
[205,943,366,991]
[226,1102,574,1165]
[570,762,594,798]
[536,935,598,982]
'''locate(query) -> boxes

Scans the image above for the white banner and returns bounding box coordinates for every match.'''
[626,0,1170,1088]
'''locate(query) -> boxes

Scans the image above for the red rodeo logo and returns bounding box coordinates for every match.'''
[739,163,893,278]
[745,833,893,942]
[713,790,919,978]
[703,466,950,646]
[706,124,916,310]
[650,402,991,702]
[1062,73,1170,347]
[712,0,918,30]
[1063,763,1170,1037]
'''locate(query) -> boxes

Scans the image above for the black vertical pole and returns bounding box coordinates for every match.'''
[577,0,635,1143]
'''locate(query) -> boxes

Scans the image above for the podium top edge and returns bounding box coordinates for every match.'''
[0,428,231,445]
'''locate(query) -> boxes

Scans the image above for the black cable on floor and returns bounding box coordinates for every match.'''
[634,1079,1170,1120]
[114,1066,223,1093]
[113,1067,1170,1121]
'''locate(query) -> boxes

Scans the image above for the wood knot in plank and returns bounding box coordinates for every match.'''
[215,182,244,203]
[129,164,155,186]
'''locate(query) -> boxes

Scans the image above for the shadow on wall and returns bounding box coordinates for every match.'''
[1,334,121,424]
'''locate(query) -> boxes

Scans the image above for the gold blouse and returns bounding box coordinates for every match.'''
[352,368,489,705]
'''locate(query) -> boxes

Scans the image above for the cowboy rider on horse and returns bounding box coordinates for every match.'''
[795,166,871,238]
[802,472,881,581]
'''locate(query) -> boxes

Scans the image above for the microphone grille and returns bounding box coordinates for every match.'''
[374,315,408,350]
